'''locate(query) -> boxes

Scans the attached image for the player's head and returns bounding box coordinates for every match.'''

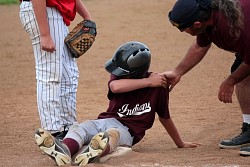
[105,41,151,79]
[168,0,212,32]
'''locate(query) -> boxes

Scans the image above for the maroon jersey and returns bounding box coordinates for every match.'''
[197,0,250,64]
[98,73,170,145]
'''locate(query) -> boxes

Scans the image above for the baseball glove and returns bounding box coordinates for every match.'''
[65,20,97,58]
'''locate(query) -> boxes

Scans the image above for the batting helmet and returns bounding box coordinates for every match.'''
[105,41,151,78]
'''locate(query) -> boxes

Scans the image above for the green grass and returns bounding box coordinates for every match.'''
[0,0,19,5]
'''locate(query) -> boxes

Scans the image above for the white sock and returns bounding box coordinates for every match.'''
[243,114,250,124]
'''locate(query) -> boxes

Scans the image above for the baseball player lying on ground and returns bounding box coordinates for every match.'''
[34,41,201,166]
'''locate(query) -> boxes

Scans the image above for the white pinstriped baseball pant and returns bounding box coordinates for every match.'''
[19,2,79,133]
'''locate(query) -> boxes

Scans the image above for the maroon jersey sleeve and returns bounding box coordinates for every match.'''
[156,86,170,119]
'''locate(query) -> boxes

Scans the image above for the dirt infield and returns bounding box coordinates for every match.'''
[0,0,249,166]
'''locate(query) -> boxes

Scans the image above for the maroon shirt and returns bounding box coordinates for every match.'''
[197,0,250,64]
[98,73,170,145]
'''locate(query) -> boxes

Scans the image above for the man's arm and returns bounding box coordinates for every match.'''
[225,62,250,85]
[32,0,55,52]
[159,117,201,148]
[174,40,210,76]
[218,62,250,103]
[163,40,210,91]
[109,73,167,93]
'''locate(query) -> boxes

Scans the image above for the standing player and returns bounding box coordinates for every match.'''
[34,41,201,166]
[19,0,92,140]
[165,0,250,155]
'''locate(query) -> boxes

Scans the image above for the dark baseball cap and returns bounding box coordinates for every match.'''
[168,0,212,30]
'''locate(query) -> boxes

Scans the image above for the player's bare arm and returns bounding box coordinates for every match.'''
[109,73,167,93]
[159,117,201,148]
[76,0,91,20]
[32,0,55,53]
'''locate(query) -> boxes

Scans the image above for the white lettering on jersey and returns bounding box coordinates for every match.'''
[117,102,151,117]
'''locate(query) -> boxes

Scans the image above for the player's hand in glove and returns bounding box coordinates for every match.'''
[65,20,97,58]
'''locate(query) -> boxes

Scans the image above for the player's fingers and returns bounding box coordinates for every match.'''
[42,46,54,53]
[162,79,168,87]
[186,142,203,148]
[194,142,203,146]
[162,75,167,82]
[189,144,200,148]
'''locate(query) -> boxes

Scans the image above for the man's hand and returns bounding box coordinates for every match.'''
[162,70,181,91]
[218,78,234,103]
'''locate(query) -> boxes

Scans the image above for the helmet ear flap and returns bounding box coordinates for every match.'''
[105,41,151,78]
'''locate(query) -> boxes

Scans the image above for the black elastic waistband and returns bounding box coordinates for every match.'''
[22,0,30,1]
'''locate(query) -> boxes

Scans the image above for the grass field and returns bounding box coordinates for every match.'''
[0,0,18,5]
